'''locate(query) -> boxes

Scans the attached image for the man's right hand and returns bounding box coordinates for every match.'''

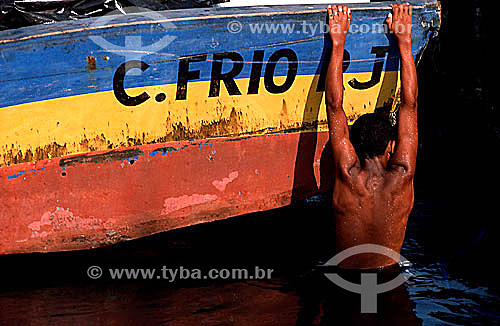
[386,3,413,44]
[328,5,352,48]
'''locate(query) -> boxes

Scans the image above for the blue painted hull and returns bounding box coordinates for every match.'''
[0,1,440,107]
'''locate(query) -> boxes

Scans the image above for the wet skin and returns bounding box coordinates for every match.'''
[326,4,418,269]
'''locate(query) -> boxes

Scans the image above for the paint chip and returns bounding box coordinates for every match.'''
[161,194,217,215]
[212,171,239,192]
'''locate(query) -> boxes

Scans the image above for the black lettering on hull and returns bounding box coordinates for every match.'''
[176,55,207,100]
[113,60,150,106]
[247,50,265,95]
[348,46,390,90]
[209,52,244,97]
[264,49,298,94]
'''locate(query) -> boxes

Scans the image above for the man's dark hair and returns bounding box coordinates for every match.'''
[350,113,395,159]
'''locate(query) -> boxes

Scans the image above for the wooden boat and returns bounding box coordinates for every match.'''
[0,0,440,254]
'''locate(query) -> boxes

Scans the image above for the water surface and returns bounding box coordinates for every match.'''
[1,198,498,325]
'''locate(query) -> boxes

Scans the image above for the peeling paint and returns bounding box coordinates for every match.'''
[149,144,188,157]
[2,133,122,168]
[212,171,239,192]
[161,194,218,215]
[27,207,115,238]
[7,166,47,179]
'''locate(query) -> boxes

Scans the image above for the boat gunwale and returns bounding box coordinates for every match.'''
[0,0,439,45]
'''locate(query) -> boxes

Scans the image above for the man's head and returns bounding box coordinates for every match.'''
[350,113,396,160]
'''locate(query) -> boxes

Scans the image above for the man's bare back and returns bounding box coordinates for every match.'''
[326,3,418,269]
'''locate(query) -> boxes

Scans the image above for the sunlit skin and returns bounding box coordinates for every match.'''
[326,3,418,269]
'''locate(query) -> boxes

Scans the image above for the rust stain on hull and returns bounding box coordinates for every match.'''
[2,106,327,167]
[2,133,113,166]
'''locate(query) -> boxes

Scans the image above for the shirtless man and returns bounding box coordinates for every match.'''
[326,3,418,269]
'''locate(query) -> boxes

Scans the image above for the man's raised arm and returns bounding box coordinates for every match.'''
[325,5,359,176]
[387,3,419,176]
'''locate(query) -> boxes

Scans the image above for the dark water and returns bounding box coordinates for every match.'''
[0,197,498,326]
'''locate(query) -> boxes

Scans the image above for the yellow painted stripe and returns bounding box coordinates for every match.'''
[1,71,399,167]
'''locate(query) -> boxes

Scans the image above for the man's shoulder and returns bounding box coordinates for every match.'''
[335,167,413,191]
[385,165,415,183]
[335,162,362,181]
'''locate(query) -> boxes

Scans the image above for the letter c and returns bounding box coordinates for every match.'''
[113,60,150,106]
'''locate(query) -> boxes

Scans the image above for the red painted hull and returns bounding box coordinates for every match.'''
[1,131,333,254]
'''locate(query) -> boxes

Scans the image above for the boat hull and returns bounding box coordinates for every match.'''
[0,1,440,254]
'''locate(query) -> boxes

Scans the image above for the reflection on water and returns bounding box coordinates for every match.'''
[0,199,498,326]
